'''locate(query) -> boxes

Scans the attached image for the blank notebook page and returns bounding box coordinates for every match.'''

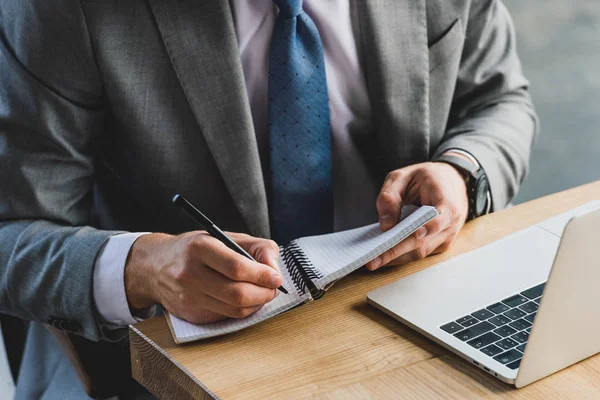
[296,206,438,289]
[167,255,312,343]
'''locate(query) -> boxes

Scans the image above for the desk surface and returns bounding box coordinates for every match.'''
[131,181,600,399]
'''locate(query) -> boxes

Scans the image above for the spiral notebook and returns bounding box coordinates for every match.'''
[165,205,439,343]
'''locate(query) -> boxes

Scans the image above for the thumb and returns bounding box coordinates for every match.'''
[376,169,414,231]
[252,239,281,273]
[226,233,281,273]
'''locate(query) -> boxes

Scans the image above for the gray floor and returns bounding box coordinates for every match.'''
[504,0,600,203]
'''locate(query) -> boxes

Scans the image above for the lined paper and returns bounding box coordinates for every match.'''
[168,254,312,343]
[295,206,438,289]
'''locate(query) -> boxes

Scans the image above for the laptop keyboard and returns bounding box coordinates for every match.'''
[439,282,546,370]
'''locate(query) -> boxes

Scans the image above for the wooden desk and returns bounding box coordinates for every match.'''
[130,181,600,399]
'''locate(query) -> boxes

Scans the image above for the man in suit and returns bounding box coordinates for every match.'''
[0,0,536,398]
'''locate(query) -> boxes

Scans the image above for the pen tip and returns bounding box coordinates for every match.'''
[172,194,180,204]
[279,286,289,295]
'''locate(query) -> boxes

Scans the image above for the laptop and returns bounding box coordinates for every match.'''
[367,201,600,387]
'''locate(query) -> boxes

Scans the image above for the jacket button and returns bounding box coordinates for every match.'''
[61,319,82,333]
[47,316,59,328]
[47,317,81,333]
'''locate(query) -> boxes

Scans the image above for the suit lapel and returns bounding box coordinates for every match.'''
[147,0,270,237]
[356,0,430,171]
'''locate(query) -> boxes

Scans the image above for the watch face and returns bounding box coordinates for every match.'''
[475,177,490,216]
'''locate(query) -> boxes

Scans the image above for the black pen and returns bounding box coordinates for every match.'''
[172,194,288,294]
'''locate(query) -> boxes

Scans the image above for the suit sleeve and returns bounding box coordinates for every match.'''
[432,0,539,209]
[0,1,124,341]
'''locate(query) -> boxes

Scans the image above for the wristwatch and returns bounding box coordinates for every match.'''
[434,154,490,220]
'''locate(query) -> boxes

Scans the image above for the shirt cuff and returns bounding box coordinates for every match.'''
[444,148,480,168]
[93,232,154,326]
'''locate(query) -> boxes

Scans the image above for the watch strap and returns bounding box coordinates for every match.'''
[433,154,488,220]
[434,154,479,177]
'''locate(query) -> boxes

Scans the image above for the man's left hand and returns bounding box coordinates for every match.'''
[366,161,470,270]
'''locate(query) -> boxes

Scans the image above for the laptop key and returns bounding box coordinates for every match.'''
[526,328,532,334]
[454,321,495,341]
[496,338,519,350]
[481,344,503,357]
[440,322,463,334]
[472,309,495,320]
[524,313,536,323]
[533,297,542,305]
[504,308,526,320]
[456,316,478,327]
[507,359,522,370]
[488,315,511,327]
[494,349,522,365]
[509,318,532,331]
[487,303,510,314]
[502,294,529,308]
[519,302,538,314]
[494,325,517,337]
[468,332,502,349]
[511,331,529,344]
[521,283,546,299]
[517,343,526,353]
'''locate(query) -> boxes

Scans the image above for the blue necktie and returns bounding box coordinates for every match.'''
[268,0,333,244]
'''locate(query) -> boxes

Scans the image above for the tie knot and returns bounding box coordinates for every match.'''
[273,0,303,19]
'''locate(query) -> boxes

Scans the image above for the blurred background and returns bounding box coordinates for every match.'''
[504,0,600,203]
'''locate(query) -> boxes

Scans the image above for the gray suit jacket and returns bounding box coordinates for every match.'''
[0,0,536,398]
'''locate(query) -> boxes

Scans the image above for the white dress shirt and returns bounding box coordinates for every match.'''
[93,0,484,325]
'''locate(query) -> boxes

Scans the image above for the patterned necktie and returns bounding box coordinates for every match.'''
[268,0,333,244]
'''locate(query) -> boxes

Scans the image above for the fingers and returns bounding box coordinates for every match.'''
[194,235,283,289]
[377,169,415,231]
[414,203,453,239]
[366,226,456,271]
[387,229,452,266]
[365,229,426,271]
[202,296,263,318]
[168,307,228,325]
[250,240,281,273]
[226,232,281,272]
[367,162,469,273]
[156,232,284,325]
[197,266,278,307]
[198,294,265,320]
[169,297,264,324]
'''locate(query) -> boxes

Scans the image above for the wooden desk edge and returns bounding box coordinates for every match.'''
[130,325,213,399]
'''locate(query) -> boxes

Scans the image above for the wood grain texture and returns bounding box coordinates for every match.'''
[131,181,600,399]
[130,327,214,399]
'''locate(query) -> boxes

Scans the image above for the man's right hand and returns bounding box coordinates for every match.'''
[124,231,283,324]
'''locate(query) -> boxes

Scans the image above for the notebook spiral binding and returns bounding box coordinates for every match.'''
[282,241,325,298]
